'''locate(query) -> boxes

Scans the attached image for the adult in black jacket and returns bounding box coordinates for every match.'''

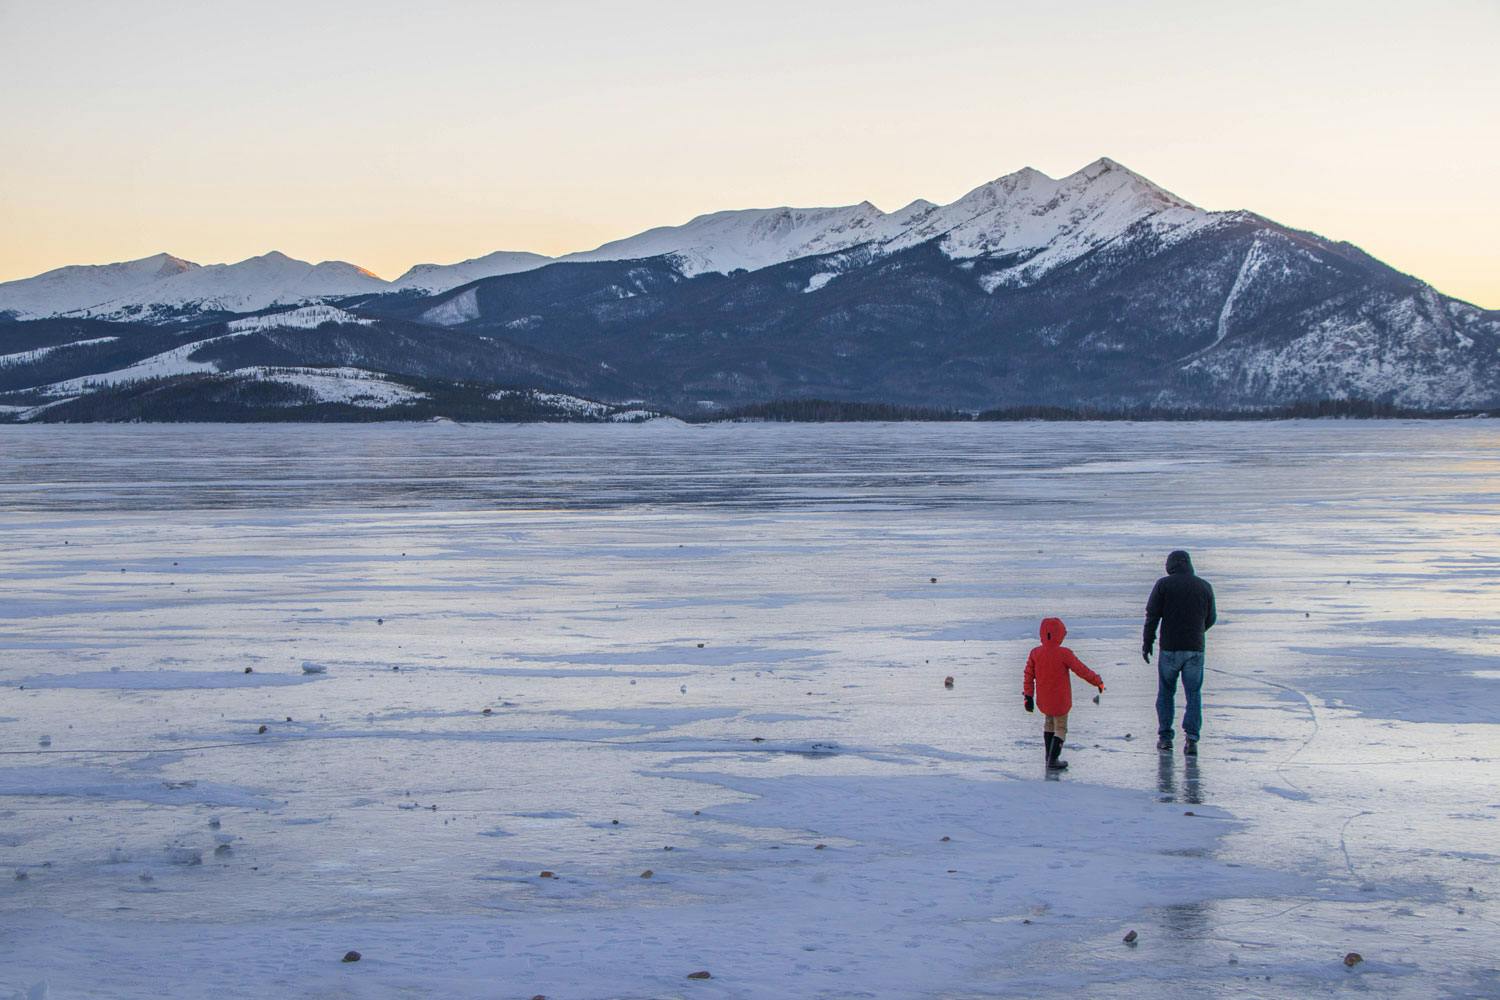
[1142,550,1216,754]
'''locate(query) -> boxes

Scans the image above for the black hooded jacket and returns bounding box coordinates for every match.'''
[1143,550,1216,654]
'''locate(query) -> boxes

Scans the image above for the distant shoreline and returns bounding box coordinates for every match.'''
[691,399,1496,424]
[3,403,1495,426]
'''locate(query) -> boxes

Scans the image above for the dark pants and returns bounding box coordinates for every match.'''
[1157,649,1205,741]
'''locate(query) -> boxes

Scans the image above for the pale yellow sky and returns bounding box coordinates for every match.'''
[1,0,1496,307]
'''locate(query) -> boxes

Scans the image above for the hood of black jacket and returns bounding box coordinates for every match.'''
[1166,550,1194,575]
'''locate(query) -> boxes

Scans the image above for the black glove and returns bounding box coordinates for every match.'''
[1024,695,1034,713]
[1142,646,1153,663]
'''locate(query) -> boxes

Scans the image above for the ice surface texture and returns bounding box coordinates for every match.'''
[1,421,1497,998]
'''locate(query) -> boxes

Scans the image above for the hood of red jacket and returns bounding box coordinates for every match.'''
[1039,617,1067,646]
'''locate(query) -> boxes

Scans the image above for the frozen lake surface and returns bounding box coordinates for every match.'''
[2,421,1498,998]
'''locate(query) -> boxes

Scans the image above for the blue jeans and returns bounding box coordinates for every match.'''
[1157,650,1205,742]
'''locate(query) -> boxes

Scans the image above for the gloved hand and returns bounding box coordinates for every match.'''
[1141,645,1153,663]
[1023,695,1034,713]
[1095,680,1106,693]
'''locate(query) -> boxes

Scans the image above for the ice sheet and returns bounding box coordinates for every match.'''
[1,421,1497,998]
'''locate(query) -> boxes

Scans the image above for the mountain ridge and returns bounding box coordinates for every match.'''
[2,158,1496,420]
[0,158,1219,316]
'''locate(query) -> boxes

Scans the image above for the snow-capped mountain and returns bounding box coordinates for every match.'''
[0,157,1218,316]
[2,157,1496,419]
[391,250,553,294]
[885,157,1210,286]
[0,253,198,319]
[553,157,1207,282]
[557,202,891,276]
[75,251,389,321]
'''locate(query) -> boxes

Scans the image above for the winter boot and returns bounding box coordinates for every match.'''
[1157,736,1174,752]
[1047,735,1069,771]
[1183,739,1198,757]
[1043,734,1055,765]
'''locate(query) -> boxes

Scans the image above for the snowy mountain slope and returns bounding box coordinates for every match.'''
[550,158,1207,282]
[896,158,1203,259]
[0,337,118,368]
[386,208,1499,411]
[2,156,1495,416]
[235,366,428,407]
[38,331,252,394]
[392,251,553,294]
[78,252,388,321]
[0,158,1301,316]
[226,304,374,332]
[558,202,891,276]
[0,254,197,319]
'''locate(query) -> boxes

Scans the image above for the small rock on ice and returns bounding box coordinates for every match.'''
[341,950,362,963]
[1343,952,1363,967]
[1123,930,1139,945]
[686,970,712,980]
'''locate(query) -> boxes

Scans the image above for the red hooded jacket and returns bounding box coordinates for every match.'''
[1022,617,1103,716]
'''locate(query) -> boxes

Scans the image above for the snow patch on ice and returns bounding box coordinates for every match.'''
[0,767,273,808]
[18,669,325,690]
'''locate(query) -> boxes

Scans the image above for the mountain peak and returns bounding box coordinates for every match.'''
[1079,156,1124,174]
[1065,157,1196,209]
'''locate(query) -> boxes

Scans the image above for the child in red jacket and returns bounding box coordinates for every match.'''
[1023,617,1105,771]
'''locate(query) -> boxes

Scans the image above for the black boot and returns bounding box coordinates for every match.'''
[1043,733,1054,765]
[1047,734,1069,771]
